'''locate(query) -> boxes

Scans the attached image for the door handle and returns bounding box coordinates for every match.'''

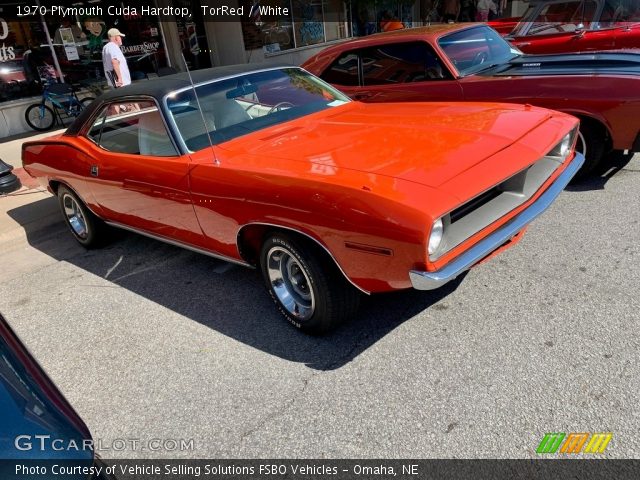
[354,93,371,101]
[90,165,99,177]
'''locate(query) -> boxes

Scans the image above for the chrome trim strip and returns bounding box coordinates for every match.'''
[237,222,371,295]
[409,153,584,290]
[105,221,253,268]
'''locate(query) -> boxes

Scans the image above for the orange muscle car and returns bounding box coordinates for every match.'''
[23,65,584,334]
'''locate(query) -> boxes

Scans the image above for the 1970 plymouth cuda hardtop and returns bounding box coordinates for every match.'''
[23,66,584,334]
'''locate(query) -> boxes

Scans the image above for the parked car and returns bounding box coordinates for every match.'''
[502,0,640,54]
[302,23,640,175]
[488,17,522,35]
[0,313,114,478]
[23,65,583,334]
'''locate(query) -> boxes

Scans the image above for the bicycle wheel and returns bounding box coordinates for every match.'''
[25,103,55,131]
[80,97,95,109]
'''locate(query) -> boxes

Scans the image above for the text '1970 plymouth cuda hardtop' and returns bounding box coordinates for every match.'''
[23,66,584,334]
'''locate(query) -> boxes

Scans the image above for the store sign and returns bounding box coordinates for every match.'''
[121,42,160,55]
[59,27,80,61]
[0,18,17,62]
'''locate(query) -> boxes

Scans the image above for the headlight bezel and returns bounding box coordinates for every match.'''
[548,129,578,160]
[428,217,444,257]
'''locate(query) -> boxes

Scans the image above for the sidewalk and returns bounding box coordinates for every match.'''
[1,128,65,192]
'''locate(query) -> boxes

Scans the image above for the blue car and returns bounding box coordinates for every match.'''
[0,313,113,479]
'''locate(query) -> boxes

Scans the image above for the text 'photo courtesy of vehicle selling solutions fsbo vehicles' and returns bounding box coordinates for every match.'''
[22,65,584,334]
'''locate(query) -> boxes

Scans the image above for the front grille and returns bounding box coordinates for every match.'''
[449,187,502,224]
[431,155,564,261]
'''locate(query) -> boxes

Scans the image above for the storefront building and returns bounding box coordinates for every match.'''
[0,0,519,138]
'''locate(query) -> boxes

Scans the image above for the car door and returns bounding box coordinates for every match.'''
[81,99,203,243]
[319,42,463,103]
[615,22,640,48]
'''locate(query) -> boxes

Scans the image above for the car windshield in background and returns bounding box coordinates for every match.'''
[438,26,521,77]
[512,0,599,36]
[166,68,350,151]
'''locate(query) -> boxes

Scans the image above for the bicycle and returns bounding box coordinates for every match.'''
[24,72,95,131]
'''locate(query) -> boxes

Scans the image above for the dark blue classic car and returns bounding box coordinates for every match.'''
[0,313,112,479]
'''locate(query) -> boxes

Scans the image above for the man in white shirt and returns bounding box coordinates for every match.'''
[102,28,131,88]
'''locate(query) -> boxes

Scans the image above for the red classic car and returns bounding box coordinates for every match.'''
[23,66,583,333]
[503,0,640,53]
[302,23,640,175]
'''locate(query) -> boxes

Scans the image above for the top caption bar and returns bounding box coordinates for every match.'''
[0,0,295,23]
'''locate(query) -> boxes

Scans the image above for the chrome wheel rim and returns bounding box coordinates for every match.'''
[62,194,88,239]
[576,130,587,158]
[267,246,315,321]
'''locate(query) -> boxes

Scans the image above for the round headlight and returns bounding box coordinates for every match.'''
[559,133,571,157]
[428,218,444,256]
[551,132,572,158]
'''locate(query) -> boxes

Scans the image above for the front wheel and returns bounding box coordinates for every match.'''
[574,122,606,178]
[25,103,55,131]
[57,185,105,248]
[260,234,360,334]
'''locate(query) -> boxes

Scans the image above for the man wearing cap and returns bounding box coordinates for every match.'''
[102,28,130,88]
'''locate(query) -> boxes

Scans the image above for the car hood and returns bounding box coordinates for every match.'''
[481,51,640,77]
[224,101,554,188]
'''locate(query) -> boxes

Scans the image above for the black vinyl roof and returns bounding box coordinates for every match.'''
[66,63,293,136]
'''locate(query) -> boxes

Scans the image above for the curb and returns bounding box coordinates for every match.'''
[12,168,41,191]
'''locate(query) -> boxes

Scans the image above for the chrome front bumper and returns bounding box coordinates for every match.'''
[409,153,585,290]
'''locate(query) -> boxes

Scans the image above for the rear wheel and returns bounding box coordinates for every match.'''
[25,103,55,131]
[57,185,105,248]
[260,233,360,335]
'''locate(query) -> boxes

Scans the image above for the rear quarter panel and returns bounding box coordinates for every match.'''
[22,138,101,213]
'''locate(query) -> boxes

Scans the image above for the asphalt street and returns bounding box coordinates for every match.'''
[1,154,639,459]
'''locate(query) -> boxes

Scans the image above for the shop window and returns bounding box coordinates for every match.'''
[350,0,415,37]
[0,0,171,108]
[241,0,350,54]
[45,5,169,85]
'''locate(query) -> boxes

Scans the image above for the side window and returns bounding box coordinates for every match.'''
[362,42,448,86]
[87,101,178,157]
[87,109,106,144]
[321,52,360,86]
[600,1,638,26]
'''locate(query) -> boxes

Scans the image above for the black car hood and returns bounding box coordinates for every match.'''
[479,52,640,77]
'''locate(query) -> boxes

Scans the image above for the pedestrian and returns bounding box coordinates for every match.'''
[476,0,498,22]
[460,0,476,22]
[380,11,404,32]
[102,28,130,88]
[442,0,461,22]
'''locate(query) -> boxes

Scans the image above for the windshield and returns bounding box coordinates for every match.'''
[166,67,350,151]
[438,26,521,77]
[512,0,600,36]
